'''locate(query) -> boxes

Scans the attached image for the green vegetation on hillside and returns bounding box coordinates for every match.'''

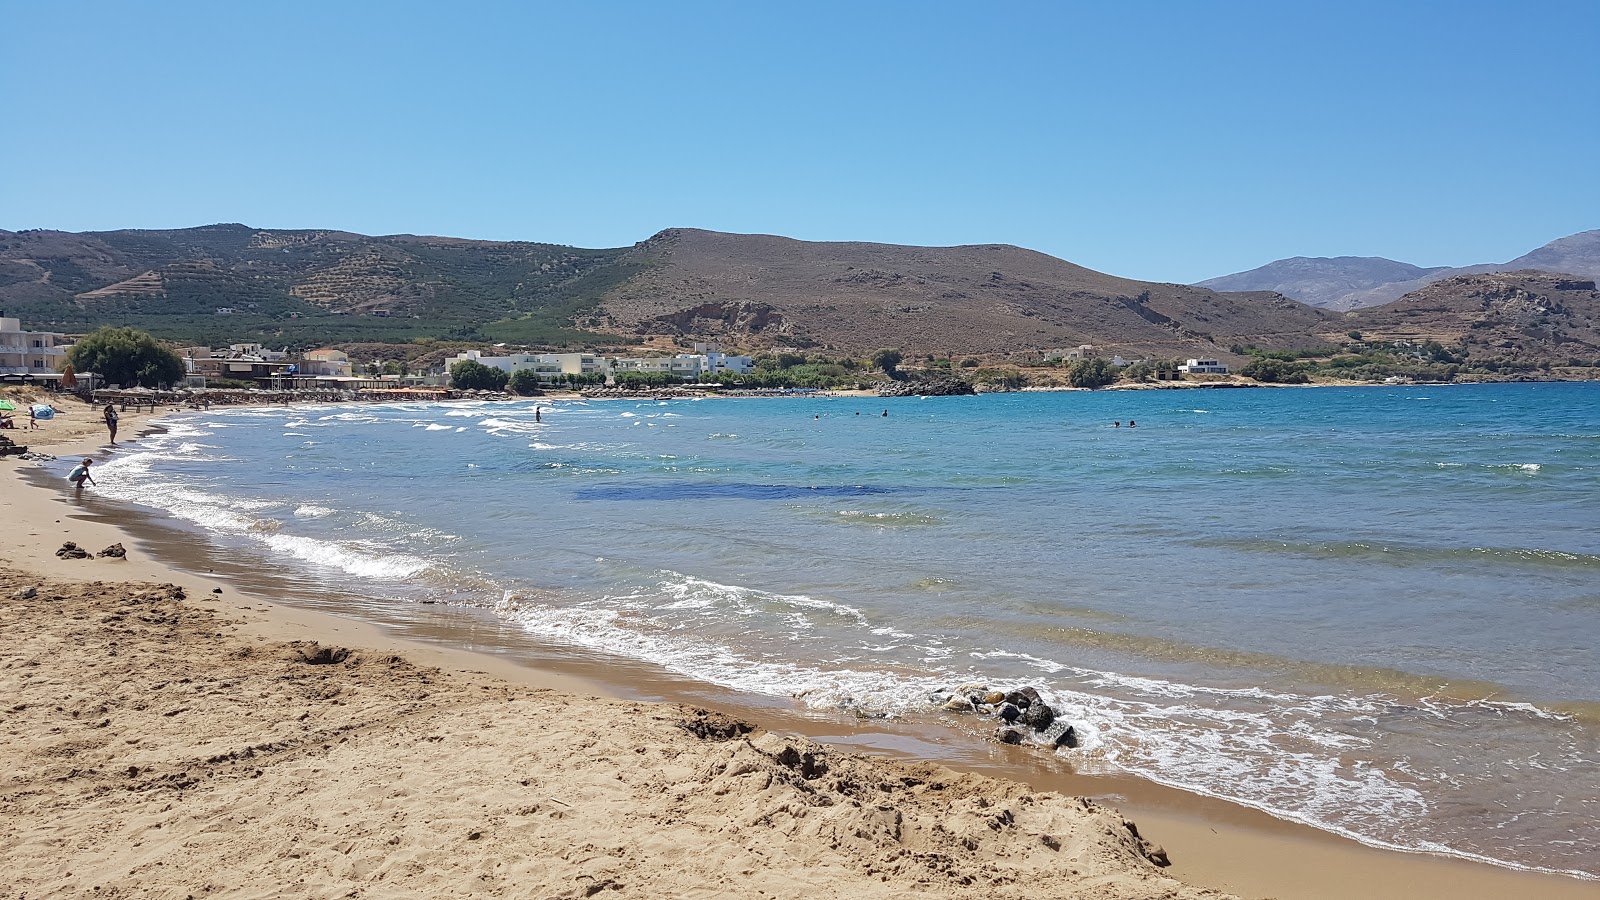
[1,225,635,348]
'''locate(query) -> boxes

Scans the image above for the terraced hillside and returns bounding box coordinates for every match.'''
[0,225,629,347]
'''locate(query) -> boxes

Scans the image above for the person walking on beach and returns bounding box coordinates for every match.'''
[103,404,119,444]
[68,458,96,494]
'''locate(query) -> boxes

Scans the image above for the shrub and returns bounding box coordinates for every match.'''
[1067,357,1117,388]
[450,359,510,390]
[1241,357,1309,383]
[959,357,979,368]
[871,348,903,375]
[508,368,543,395]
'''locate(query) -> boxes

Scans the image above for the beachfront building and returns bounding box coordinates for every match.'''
[182,345,296,386]
[692,343,756,375]
[1178,358,1230,375]
[444,347,753,384]
[610,355,706,379]
[229,343,287,361]
[299,349,354,377]
[0,316,67,378]
[445,350,607,381]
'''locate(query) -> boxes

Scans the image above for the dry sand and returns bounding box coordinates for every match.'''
[0,577,1202,899]
[3,412,1594,899]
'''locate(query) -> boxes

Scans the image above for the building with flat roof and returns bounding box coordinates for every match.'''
[0,316,68,378]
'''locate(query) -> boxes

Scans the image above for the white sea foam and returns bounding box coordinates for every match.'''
[256,534,432,579]
[294,505,336,519]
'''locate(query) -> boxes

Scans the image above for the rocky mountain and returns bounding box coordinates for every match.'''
[0,224,1330,360]
[1342,271,1600,363]
[1200,229,1600,312]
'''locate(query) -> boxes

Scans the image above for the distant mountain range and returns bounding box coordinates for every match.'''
[2,224,1596,368]
[1198,229,1600,311]
[0,224,1329,359]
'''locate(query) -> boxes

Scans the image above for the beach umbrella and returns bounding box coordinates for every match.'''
[61,364,78,389]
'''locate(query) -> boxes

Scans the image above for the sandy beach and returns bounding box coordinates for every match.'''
[3,408,1594,899]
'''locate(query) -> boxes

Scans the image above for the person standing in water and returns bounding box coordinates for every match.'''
[535,407,542,423]
[103,404,119,444]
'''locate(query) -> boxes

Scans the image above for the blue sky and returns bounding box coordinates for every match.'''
[4,1,1596,283]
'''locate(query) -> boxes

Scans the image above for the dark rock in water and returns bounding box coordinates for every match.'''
[1005,687,1041,709]
[1052,725,1079,749]
[97,543,126,559]
[995,726,1025,745]
[996,702,1021,723]
[1022,701,1055,731]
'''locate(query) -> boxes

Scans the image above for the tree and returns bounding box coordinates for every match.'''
[871,348,903,376]
[450,359,510,390]
[1240,357,1309,383]
[65,326,186,388]
[1122,360,1155,382]
[508,368,543,395]
[1067,357,1117,388]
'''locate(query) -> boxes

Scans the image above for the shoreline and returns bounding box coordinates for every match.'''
[4,417,1594,897]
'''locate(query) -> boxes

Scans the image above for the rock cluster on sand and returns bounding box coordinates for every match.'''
[936,684,1080,750]
[52,541,127,560]
[0,433,27,456]
[877,377,976,398]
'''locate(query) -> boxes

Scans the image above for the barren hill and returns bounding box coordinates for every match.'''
[599,228,1329,358]
[1343,272,1600,363]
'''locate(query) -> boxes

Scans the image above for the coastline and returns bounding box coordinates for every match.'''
[3,418,1593,898]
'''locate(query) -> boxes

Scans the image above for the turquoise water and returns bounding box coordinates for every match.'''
[93,383,1600,878]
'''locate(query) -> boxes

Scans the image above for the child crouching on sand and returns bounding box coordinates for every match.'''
[68,458,96,493]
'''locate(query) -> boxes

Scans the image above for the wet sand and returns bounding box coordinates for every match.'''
[3,419,1593,899]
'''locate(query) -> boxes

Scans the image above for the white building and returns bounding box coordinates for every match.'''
[446,350,607,381]
[0,316,68,377]
[1178,358,1230,375]
[610,355,706,379]
[446,347,752,385]
[692,343,755,375]
[229,343,287,361]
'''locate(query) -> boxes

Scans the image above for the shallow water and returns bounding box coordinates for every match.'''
[88,383,1600,878]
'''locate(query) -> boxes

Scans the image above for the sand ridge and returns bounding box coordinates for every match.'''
[0,569,1221,899]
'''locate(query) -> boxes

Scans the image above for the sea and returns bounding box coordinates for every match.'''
[83,382,1598,879]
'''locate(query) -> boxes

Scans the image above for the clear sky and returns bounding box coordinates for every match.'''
[4,1,1596,283]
